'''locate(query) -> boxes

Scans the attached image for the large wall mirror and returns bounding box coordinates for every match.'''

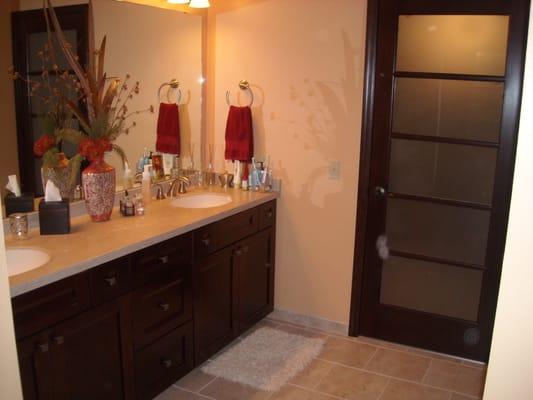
[0,0,204,214]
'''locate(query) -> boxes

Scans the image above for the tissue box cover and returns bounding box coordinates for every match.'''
[39,199,70,235]
[4,193,34,216]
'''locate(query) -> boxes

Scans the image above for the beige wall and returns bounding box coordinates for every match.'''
[210,0,366,324]
[482,4,533,399]
[0,198,23,399]
[0,0,20,195]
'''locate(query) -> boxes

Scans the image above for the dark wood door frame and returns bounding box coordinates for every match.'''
[349,0,530,361]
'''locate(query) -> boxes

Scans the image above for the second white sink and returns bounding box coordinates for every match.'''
[171,194,232,209]
[6,248,51,277]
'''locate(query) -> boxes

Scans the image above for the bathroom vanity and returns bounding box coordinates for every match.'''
[7,191,276,400]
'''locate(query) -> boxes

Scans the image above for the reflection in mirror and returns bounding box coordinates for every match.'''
[0,0,203,217]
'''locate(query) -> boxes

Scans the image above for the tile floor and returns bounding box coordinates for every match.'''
[155,318,487,400]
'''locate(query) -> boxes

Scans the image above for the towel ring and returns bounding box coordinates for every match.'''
[158,79,182,104]
[226,79,254,107]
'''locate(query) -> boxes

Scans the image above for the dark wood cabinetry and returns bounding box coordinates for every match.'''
[12,200,276,399]
[18,300,131,400]
[194,201,276,363]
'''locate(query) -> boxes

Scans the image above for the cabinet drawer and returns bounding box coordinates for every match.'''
[135,322,194,400]
[89,256,131,305]
[12,274,91,340]
[132,273,192,348]
[258,200,276,230]
[132,234,192,286]
[194,207,259,257]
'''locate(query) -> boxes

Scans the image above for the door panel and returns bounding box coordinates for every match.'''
[396,15,509,76]
[386,198,491,265]
[354,0,530,361]
[392,78,505,142]
[389,139,498,204]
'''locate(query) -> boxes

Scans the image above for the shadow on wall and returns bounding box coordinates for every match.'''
[275,29,362,207]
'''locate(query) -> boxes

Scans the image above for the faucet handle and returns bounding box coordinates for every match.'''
[154,183,166,200]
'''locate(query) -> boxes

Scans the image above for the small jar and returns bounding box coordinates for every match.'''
[9,213,28,240]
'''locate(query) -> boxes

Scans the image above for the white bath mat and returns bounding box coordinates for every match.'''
[201,326,325,392]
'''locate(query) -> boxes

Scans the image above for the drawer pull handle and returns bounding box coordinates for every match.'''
[161,358,173,368]
[159,303,170,311]
[158,255,169,264]
[38,343,49,353]
[105,276,117,286]
[53,336,65,345]
[201,236,211,247]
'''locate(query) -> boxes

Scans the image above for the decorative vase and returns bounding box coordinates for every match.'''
[82,156,116,222]
[41,166,76,201]
[41,153,77,201]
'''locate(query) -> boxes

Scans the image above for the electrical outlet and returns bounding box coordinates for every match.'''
[328,161,341,180]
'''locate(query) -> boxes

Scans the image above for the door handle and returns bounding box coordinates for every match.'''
[374,186,386,198]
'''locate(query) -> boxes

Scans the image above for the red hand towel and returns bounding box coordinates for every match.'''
[224,105,254,162]
[156,103,181,155]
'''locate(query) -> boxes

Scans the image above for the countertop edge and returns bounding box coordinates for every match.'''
[9,193,277,298]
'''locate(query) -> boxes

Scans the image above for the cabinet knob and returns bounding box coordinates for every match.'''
[105,276,117,286]
[161,358,173,368]
[265,262,272,269]
[159,303,170,312]
[52,336,65,345]
[158,255,169,264]
[266,210,273,219]
[201,235,211,247]
[37,343,49,353]
[234,249,243,257]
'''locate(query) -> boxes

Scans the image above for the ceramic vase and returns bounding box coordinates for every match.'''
[41,153,76,201]
[82,156,116,222]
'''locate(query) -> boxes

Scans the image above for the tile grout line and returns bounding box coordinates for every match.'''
[314,357,473,396]
[269,317,485,368]
[420,358,433,384]
[287,382,345,400]
[376,378,391,400]
[310,360,336,391]
[169,385,217,400]
[362,346,379,370]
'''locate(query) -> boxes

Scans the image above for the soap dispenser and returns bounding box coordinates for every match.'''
[142,165,152,204]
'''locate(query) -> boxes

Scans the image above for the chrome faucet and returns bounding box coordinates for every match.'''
[167,176,190,198]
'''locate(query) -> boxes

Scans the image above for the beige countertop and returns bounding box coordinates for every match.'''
[6,187,278,298]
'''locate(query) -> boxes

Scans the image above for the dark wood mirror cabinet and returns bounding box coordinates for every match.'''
[11,200,276,400]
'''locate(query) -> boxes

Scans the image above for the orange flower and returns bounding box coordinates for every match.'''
[34,134,56,157]
[78,138,112,161]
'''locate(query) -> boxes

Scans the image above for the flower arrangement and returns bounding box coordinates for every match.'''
[44,0,153,166]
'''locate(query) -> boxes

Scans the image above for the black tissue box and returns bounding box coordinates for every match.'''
[39,199,70,235]
[4,192,35,216]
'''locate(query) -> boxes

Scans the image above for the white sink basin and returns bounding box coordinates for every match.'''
[5,248,50,277]
[171,194,232,209]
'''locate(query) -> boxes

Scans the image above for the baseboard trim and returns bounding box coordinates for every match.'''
[268,308,349,336]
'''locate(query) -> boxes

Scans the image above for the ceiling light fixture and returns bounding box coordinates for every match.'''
[189,0,210,8]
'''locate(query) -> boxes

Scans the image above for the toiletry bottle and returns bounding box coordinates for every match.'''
[123,164,133,190]
[142,165,152,204]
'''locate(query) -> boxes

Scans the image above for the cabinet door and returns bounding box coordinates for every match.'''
[236,228,275,333]
[18,331,56,400]
[193,246,237,364]
[49,301,133,399]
